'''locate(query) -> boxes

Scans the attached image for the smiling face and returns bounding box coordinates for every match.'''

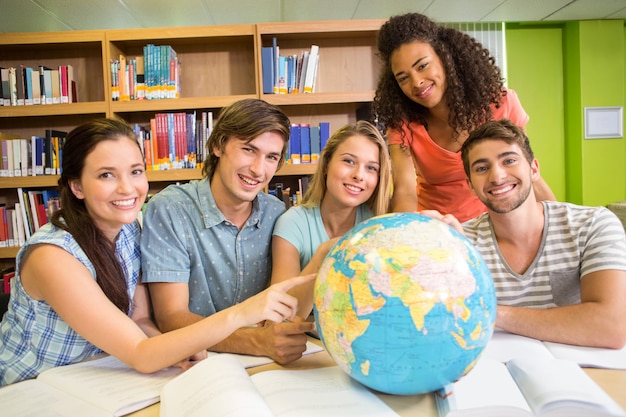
[210,131,284,209]
[390,40,447,110]
[69,137,148,241]
[323,134,380,210]
[466,139,539,214]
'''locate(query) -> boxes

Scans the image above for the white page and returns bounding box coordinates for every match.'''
[205,340,324,368]
[506,356,626,416]
[482,329,554,362]
[543,342,626,370]
[38,355,183,416]
[160,355,274,417]
[0,379,110,417]
[451,357,531,414]
[252,366,399,417]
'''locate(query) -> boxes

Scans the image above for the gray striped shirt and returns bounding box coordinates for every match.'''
[462,202,626,308]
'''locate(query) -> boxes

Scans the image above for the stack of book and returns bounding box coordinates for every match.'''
[261,39,320,95]
[0,65,76,106]
[286,122,330,165]
[110,44,179,101]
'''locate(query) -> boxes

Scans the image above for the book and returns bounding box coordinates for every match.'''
[289,124,301,164]
[320,121,330,150]
[261,46,274,94]
[299,123,311,164]
[310,124,321,162]
[483,329,626,370]
[435,355,625,417]
[160,355,399,417]
[0,67,10,106]
[303,44,319,94]
[0,355,182,417]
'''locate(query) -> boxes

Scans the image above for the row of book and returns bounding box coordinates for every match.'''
[0,65,77,106]
[287,122,330,165]
[270,175,311,209]
[0,188,61,249]
[262,39,320,95]
[0,130,67,177]
[110,44,180,101]
[134,110,212,171]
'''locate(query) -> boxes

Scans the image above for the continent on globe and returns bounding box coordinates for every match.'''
[313,212,497,395]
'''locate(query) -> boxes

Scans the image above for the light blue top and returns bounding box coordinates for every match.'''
[0,221,141,386]
[272,204,374,269]
[141,178,285,316]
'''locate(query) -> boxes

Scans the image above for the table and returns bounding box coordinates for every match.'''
[129,346,626,417]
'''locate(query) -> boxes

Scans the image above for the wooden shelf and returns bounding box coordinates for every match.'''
[0,246,19,259]
[0,176,60,189]
[276,164,317,176]
[0,20,380,258]
[146,169,203,182]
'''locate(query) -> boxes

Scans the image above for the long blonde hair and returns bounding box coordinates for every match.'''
[301,120,392,215]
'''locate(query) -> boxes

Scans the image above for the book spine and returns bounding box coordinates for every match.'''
[289,124,301,165]
[300,123,311,164]
[303,45,319,94]
[320,122,330,151]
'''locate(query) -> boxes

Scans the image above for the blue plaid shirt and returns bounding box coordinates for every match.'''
[141,179,285,316]
[0,221,141,386]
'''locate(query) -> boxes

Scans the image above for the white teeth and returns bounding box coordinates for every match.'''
[240,175,259,185]
[491,185,514,195]
[345,184,362,192]
[113,199,136,207]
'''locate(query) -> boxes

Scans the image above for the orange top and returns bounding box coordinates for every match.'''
[387,89,529,222]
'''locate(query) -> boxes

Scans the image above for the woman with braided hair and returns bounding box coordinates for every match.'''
[372,12,554,222]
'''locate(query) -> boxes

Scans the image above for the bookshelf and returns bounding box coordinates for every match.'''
[0,19,383,258]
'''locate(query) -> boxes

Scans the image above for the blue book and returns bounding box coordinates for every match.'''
[320,122,330,151]
[272,37,279,94]
[310,125,321,163]
[289,124,301,164]
[261,47,274,94]
[300,123,311,164]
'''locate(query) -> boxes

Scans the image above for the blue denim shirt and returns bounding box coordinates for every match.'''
[140,179,285,316]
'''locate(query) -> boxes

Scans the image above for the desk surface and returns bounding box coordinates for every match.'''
[130,347,626,417]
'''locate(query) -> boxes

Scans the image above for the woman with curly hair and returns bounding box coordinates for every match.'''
[372,12,554,222]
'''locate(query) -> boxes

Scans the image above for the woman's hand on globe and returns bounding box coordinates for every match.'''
[418,210,465,235]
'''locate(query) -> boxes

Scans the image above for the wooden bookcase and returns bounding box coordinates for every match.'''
[0,19,384,258]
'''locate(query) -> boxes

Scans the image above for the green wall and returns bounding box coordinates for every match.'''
[506,20,626,206]
[506,26,566,201]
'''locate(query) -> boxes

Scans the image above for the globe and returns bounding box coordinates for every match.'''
[313,212,497,395]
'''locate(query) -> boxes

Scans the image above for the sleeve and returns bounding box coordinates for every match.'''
[581,208,626,277]
[140,192,192,283]
[386,126,404,146]
[272,207,308,255]
[499,89,530,128]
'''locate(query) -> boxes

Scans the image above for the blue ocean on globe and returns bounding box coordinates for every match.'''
[313,212,497,395]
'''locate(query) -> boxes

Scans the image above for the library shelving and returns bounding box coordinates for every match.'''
[0,19,383,258]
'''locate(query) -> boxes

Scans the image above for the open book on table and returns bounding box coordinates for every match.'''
[0,355,183,417]
[436,355,626,417]
[483,329,626,369]
[160,354,400,417]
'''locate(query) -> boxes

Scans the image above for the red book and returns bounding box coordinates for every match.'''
[3,270,15,294]
[59,65,69,103]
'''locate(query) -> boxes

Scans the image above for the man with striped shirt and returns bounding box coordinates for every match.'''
[461,119,626,348]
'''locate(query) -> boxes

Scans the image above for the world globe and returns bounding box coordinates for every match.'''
[313,212,497,395]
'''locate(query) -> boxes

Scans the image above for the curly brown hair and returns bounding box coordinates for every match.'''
[372,13,506,142]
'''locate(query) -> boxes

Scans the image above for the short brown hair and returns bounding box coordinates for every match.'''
[461,119,535,177]
[202,99,291,179]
